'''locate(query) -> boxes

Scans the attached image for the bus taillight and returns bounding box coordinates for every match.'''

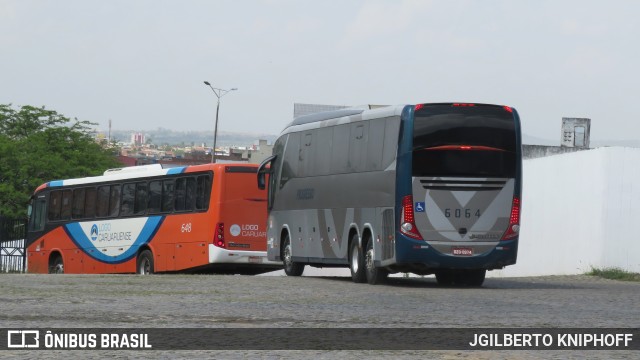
[501,197,520,240]
[214,223,226,248]
[400,195,423,240]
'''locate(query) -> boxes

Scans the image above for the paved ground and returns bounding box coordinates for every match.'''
[1,273,638,358]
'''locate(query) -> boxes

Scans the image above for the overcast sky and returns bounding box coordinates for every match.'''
[1,0,638,141]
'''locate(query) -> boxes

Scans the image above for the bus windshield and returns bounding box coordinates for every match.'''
[412,104,516,178]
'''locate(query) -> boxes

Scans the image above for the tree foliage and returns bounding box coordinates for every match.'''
[0,104,120,217]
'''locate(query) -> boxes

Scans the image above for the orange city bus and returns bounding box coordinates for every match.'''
[25,163,280,274]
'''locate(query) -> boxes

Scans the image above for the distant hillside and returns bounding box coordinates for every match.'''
[107,128,277,147]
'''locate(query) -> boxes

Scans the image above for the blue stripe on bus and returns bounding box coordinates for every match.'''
[167,167,186,175]
[49,180,64,187]
[63,216,164,264]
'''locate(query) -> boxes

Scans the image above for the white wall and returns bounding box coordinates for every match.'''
[492,147,640,277]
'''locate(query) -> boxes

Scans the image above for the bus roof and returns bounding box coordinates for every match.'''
[33,163,257,193]
[282,104,406,134]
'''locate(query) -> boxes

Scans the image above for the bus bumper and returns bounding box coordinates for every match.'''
[394,236,519,270]
[208,245,281,266]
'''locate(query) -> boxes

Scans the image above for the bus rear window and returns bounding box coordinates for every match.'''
[413,104,517,178]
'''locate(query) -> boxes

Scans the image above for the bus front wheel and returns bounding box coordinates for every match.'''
[282,234,304,276]
[137,250,154,275]
[49,255,64,274]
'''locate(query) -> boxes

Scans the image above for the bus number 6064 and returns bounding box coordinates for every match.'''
[444,208,481,218]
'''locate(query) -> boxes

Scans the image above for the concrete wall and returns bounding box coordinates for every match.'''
[522,144,588,159]
[492,147,640,277]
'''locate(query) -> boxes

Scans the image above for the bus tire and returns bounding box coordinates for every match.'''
[282,234,304,276]
[349,236,366,283]
[137,250,154,275]
[49,255,64,274]
[365,239,388,285]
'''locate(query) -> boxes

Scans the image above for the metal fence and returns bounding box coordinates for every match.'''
[0,217,27,272]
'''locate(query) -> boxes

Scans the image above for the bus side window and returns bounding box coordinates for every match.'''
[48,191,62,221]
[162,180,175,212]
[84,187,97,218]
[109,185,121,217]
[148,181,162,213]
[121,183,135,216]
[134,182,148,215]
[195,175,210,210]
[184,177,196,211]
[30,196,46,232]
[281,133,300,188]
[331,124,350,174]
[366,118,385,171]
[72,188,86,219]
[60,189,73,220]
[348,123,368,173]
[314,127,332,176]
[96,186,110,218]
[175,178,186,211]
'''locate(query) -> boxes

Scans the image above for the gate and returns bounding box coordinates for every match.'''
[0,217,27,272]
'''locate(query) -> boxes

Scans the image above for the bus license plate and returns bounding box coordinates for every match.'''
[452,247,473,256]
[248,256,263,263]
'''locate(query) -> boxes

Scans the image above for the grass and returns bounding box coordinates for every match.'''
[586,266,640,282]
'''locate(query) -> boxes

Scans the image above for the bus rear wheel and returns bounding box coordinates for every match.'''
[49,255,64,274]
[282,234,304,276]
[137,250,154,275]
[349,235,366,283]
[365,239,387,285]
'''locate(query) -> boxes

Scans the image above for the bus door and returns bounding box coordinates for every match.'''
[26,192,48,272]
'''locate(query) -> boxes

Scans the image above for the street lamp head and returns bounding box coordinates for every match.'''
[230,88,238,91]
[204,81,211,86]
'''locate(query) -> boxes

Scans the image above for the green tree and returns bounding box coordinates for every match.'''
[0,104,120,217]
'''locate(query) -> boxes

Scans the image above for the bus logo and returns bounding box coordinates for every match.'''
[90,224,99,241]
[415,202,425,212]
[230,224,241,237]
[7,330,40,348]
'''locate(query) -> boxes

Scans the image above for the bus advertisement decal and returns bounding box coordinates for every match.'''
[63,216,164,264]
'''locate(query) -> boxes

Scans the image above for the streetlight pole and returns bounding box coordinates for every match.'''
[203,81,237,163]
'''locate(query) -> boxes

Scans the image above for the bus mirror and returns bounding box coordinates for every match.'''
[257,155,276,190]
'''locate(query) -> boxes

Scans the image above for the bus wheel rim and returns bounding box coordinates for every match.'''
[366,248,374,271]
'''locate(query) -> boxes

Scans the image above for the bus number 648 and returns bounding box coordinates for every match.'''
[181,223,192,233]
